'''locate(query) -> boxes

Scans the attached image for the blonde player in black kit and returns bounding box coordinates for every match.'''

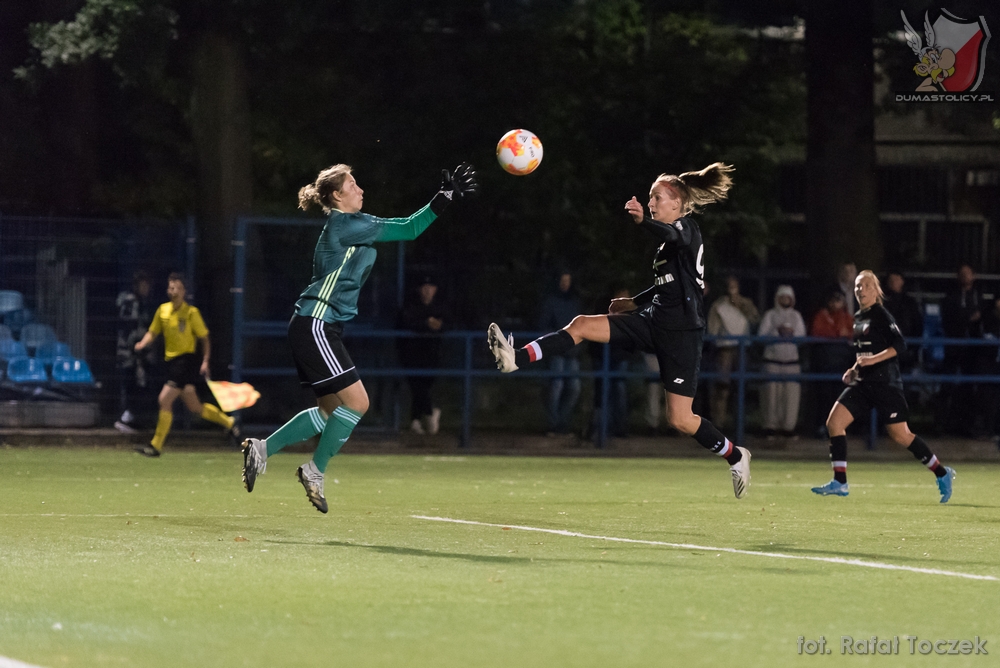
[488,163,752,498]
[812,270,955,503]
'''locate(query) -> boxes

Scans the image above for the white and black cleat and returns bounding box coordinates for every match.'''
[730,446,751,499]
[242,438,267,493]
[487,323,518,373]
[297,460,328,513]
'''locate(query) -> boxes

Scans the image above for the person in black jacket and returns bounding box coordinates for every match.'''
[397,276,447,435]
[488,163,752,499]
[539,271,584,435]
[811,270,955,503]
[882,271,923,373]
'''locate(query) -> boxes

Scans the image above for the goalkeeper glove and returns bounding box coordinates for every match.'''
[431,163,479,213]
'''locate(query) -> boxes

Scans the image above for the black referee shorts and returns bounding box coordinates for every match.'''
[288,314,361,397]
[836,383,910,424]
[607,309,702,398]
[165,353,202,388]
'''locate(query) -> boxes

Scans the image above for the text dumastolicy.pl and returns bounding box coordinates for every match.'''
[797,636,988,655]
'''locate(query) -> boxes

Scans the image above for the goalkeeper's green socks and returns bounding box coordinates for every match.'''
[265,407,327,456]
[313,406,362,473]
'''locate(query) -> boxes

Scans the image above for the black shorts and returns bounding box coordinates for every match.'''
[836,383,909,424]
[288,314,361,397]
[608,310,702,398]
[165,353,202,388]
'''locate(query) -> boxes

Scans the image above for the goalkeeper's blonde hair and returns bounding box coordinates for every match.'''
[298,164,353,213]
[653,162,734,215]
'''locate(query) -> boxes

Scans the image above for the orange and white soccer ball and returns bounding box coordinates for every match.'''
[496,129,543,175]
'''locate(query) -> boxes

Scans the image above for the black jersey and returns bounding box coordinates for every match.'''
[853,303,906,388]
[631,215,706,330]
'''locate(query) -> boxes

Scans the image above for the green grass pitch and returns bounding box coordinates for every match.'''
[2,448,998,667]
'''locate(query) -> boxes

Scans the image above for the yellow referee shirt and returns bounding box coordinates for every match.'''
[148,301,209,360]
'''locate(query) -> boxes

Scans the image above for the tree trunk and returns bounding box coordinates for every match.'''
[806,0,881,296]
[189,32,252,374]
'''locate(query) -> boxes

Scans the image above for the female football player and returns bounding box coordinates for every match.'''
[488,163,752,498]
[241,163,478,512]
[812,270,955,502]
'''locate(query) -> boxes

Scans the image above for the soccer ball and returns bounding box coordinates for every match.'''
[496,129,543,176]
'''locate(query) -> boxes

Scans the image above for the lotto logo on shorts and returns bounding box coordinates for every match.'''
[673,378,684,384]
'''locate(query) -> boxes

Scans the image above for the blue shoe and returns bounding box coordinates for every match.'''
[936,467,955,504]
[811,479,849,496]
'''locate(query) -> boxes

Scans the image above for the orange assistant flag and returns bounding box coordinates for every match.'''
[206,380,261,413]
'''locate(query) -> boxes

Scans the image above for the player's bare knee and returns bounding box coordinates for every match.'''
[565,316,587,342]
[668,414,697,435]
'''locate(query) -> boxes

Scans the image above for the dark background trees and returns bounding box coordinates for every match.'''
[3,0,997,364]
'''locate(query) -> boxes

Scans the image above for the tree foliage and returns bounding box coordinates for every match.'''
[12,0,806,325]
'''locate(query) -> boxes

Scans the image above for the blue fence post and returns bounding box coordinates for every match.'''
[736,338,747,448]
[462,334,473,448]
[598,343,611,448]
[231,217,247,383]
[868,408,877,450]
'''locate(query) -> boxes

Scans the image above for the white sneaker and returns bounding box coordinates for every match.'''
[114,421,137,434]
[730,446,751,499]
[410,418,425,434]
[425,407,441,435]
[487,323,518,373]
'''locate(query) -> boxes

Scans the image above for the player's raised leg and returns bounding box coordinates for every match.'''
[488,315,609,373]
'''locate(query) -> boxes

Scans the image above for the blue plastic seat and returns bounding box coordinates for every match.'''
[21,323,57,352]
[0,339,27,361]
[2,308,33,334]
[34,341,72,367]
[6,356,48,384]
[51,357,95,384]
[0,290,24,315]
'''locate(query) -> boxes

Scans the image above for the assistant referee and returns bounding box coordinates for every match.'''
[133,272,239,457]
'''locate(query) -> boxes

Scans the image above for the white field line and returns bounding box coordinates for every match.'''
[0,656,46,668]
[412,515,998,582]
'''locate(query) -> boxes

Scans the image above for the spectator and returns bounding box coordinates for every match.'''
[115,271,156,433]
[397,276,447,435]
[882,271,923,373]
[940,264,986,435]
[759,285,806,439]
[539,271,584,436]
[810,289,854,437]
[838,262,859,315]
[706,275,759,429]
[586,288,632,440]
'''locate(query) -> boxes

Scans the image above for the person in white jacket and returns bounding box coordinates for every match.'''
[759,285,806,438]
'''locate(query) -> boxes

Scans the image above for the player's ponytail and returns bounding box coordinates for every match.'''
[656,162,734,215]
[298,164,353,213]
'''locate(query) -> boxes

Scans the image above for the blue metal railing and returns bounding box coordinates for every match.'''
[230,325,1000,449]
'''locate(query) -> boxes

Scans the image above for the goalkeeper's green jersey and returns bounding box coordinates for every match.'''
[295,203,439,323]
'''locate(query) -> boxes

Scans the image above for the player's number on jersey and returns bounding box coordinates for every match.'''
[695,244,705,289]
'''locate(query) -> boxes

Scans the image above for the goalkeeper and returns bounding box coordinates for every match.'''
[240,163,479,512]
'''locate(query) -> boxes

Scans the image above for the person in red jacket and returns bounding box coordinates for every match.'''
[810,289,854,437]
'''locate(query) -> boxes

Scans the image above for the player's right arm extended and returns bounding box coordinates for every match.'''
[372,204,440,242]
